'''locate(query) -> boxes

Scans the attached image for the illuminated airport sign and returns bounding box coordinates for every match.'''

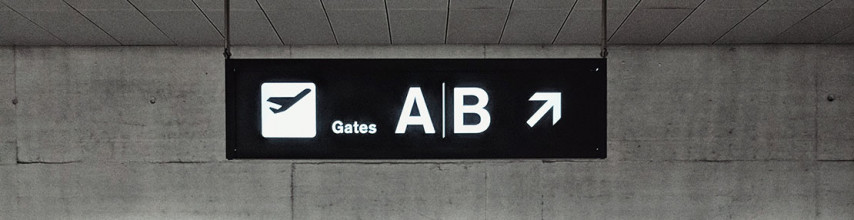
[226,59,606,159]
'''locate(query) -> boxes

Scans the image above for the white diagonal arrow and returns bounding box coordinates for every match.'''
[527,92,561,127]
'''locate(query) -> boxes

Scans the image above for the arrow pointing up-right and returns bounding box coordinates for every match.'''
[527,92,561,127]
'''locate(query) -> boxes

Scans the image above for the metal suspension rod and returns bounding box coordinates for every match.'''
[224,0,231,59]
[601,0,608,58]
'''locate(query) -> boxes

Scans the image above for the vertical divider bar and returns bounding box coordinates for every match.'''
[442,82,446,139]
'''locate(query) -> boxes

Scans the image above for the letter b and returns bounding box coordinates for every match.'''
[454,87,490,133]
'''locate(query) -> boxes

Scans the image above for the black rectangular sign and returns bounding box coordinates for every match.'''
[226,59,606,159]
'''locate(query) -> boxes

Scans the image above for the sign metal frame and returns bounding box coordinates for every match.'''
[226,59,607,159]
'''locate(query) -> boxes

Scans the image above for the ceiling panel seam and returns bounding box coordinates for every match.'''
[822,22,854,43]
[712,0,769,44]
[608,0,642,42]
[384,0,392,44]
[659,0,707,44]
[770,0,835,43]
[551,0,580,44]
[191,0,224,38]
[255,0,285,45]
[0,2,67,45]
[125,0,176,45]
[319,0,339,44]
[60,0,120,45]
[497,0,516,44]
[443,0,450,44]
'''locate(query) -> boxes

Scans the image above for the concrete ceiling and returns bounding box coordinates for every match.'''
[0,0,852,46]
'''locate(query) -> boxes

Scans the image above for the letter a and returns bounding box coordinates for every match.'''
[395,87,436,134]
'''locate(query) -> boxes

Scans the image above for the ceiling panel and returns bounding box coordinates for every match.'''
[2,0,117,45]
[446,0,514,44]
[0,4,64,45]
[129,0,222,45]
[762,0,832,10]
[513,0,576,9]
[774,0,854,43]
[256,0,324,10]
[386,0,447,44]
[499,0,576,44]
[552,9,599,44]
[715,10,814,44]
[1,0,852,45]
[1,0,66,10]
[553,0,640,44]
[700,0,770,8]
[716,0,833,44]
[258,0,323,9]
[73,10,173,45]
[447,9,508,43]
[638,0,704,9]
[129,0,198,10]
[263,9,336,44]
[662,0,766,44]
[195,0,262,11]
[389,9,446,44]
[327,9,389,44]
[610,9,692,44]
[258,0,335,44]
[501,9,569,44]
[323,0,384,9]
[573,0,638,9]
[609,0,703,44]
[194,0,282,45]
[63,0,172,45]
[228,11,284,45]
[142,11,223,45]
[387,0,447,9]
[9,11,118,45]
[824,24,854,43]
[451,0,513,9]
[63,0,134,10]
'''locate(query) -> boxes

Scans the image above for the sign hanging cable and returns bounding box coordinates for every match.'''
[223,0,231,59]
[601,0,608,58]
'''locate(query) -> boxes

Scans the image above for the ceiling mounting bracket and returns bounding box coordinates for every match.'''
[600,0,608,58]
[223,0,231,59]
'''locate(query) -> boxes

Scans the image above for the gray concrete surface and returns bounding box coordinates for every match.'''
[819,162,854,219]
[0,45,852,219]
[294,161,820,219]
[544,161,819,219]
[0,165,16,216]
[817,47,854,160]
[15,47,225,163]
[608,46,818,161]
[8,162,291,219]
[0,47,15,164]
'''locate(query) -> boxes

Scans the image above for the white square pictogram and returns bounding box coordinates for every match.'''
[261,82,316,138]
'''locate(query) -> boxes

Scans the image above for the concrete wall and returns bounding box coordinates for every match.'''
[0,45,852,219]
